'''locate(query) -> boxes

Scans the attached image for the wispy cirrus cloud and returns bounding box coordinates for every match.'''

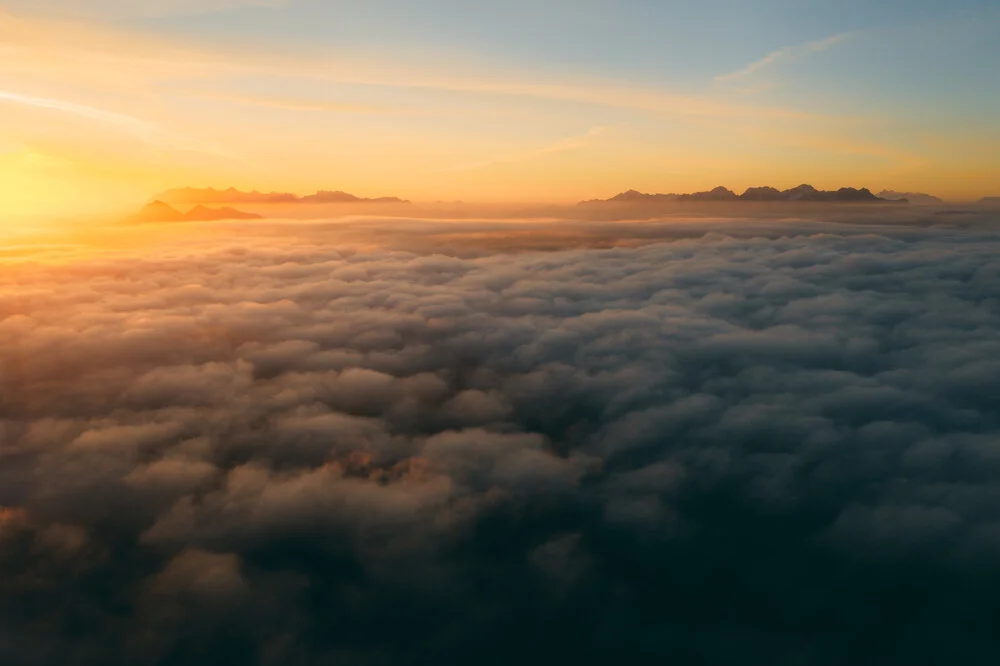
[0,90,159,136]
[0,12,816,124]
[0,90,232,156]
[715,33,850,83]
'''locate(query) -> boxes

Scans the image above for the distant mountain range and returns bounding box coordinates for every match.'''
[589,190,679,204]
[157,187,410,205]
[877,190,943,205]
[582,185,909,205]
[981,197,1000,205]
[126,201,263,224]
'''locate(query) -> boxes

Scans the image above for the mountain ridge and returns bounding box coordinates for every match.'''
[582,184,907,205]
[877,190,943,205]
[157,187,410,205]
[126,201,263,224]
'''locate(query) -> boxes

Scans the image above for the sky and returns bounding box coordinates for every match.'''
[0,0,998,216]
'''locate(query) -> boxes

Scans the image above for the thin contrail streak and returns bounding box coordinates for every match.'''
[0,90,233,156]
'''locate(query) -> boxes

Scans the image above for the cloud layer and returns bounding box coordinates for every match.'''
[3,216,1000,664]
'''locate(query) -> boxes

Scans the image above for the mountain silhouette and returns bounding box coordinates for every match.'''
[126,201,263,224]
[300,190,409,204]
[580,190,679,204]
[583,184,897,205]
[677,186,740,202]
[156,187,410,205]
[158,187,298,205]
[831,187,883,202]
[184,205,263,221]
[127,200,187,223]
[740,186,786,201]
[877,190,942,205]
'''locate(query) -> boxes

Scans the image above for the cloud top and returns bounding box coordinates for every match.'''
[3,214,1000,664]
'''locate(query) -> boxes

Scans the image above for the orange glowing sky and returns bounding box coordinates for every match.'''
[0,1,998,218]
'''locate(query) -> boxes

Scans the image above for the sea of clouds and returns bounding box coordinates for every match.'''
[3,214,1000,664]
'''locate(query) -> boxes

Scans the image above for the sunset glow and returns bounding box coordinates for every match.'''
[1,1,998,219]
